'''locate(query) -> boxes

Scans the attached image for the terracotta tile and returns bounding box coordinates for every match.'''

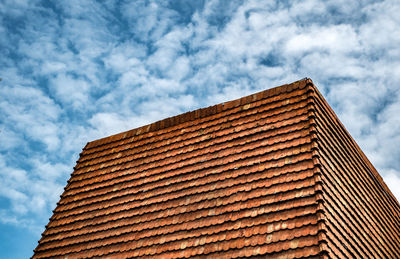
[33,79,400,259]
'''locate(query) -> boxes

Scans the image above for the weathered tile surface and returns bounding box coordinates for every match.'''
[33,79,400,258]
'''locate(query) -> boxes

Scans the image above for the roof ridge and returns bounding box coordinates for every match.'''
[312,84,400,214]
[304,81,330,257]
[84,78,311,150]
[308,82,400,258]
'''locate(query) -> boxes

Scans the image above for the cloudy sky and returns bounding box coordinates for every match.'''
[1,0,400,257]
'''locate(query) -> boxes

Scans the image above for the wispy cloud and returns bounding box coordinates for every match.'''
[1,0,400,257]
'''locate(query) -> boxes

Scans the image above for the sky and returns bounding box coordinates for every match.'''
[0,0,400,258]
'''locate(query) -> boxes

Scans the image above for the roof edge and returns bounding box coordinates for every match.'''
[305,83,330,257]
[311,85,400,209]
[85,78,313,150]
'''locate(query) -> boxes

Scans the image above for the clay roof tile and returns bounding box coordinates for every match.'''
[33,79,400,258]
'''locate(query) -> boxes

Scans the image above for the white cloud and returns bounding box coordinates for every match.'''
[104,42,147,73]
[49,73,91,109]
[167,55,191,80]
[382,169,400,202]
[41,61,67,74]
[0,84,61,150]
[121,1,179,42]
[89,112,135,137]
[285,25,360,55]
[0,0,37,17]
[0,153,66,219]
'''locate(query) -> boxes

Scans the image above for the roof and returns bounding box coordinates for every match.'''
[33,78,400,258]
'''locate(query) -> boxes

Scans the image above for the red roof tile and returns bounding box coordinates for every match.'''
[33,78,400,258]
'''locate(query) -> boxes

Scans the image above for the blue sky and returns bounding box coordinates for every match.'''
[1,0,400,258]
